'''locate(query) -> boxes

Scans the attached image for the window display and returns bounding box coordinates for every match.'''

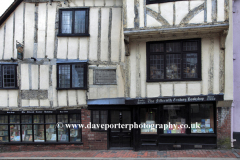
[10,125,20,141]
[10,115,20,124]
[22,115,32,124]
[45,115,56,123]
[34,125,45,142]
[0,125,8,142]
[140,108,157,134]
[46,124,56,142]
[58,126,69,142]
[22,125,32,142]
[191,104,214,133]
[163,105,187,134]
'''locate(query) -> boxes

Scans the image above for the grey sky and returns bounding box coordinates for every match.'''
[0,0,14,17]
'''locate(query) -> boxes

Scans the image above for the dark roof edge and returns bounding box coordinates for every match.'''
[0,0,23,27]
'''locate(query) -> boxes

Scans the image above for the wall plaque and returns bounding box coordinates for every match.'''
[94,69,117,85]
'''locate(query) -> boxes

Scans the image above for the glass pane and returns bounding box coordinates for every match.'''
[191,104,214,133]
[111,111,120,132]
[183,53,198,78]
[58,114,68,123]
[59,65,70,88]
[58,125,69,142]
[0,125,8,142]
[34,125,45,142]
[69,114,81,123]
[45,115,56,123]
[70,125,81,142]
[34,115,44,123]
[3,65,15,88]
[100,111,107,125]
[122,111,131,132]
[46,124,56,142]
[21,115,32,124]
[92,111,99,130]
[74,10,86,33]
[10,115,20,123]
[166,42,181,52]
[150,55,164,79]
[0,115,8,123]
[166,54,181,79]
[150,43,164,52]
[0,65,2,87]
[10,125,20,141]
[140,108,157,134]
[61,11,72,34]
[163,105,187,134]
[183,41,197,51]
[22,125,32,142]
[72,64,84,88]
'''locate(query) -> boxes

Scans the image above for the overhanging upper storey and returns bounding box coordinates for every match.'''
[123,0,229,39]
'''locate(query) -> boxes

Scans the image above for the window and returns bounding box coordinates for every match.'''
[0,64,18,89]
[0,110,82,143]
[146,0,187,4]
[191,104,214,133]
[147,39,201,82]
[140,108,157,134]
[58,8,89,37]
[91,110,108,131]
[57,63,88,90]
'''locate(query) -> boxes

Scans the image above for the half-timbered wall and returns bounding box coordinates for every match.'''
[0,0,124,108]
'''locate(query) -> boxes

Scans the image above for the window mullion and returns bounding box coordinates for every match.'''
[70,64,73,88]
[72,11,75,34]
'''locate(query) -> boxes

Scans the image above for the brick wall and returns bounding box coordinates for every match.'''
[81,109,108,150]
[0,109,107,152]
[217,107,231,149]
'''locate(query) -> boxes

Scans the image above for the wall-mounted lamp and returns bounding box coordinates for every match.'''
[31,57,37,61]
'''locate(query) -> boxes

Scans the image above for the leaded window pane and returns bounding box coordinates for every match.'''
[61,11,72,34]
[183,41,198,51]
[3,65,15,88]
[166,54,181,79]
[59,65,70,88]
[183,53,198,78]
[101,111,107,125]
[166,42,181,52]
[150,43,164,52]
[74,11,86,33]
[92,111,99,128]
[150,55,164,79]
[72,64,84,88]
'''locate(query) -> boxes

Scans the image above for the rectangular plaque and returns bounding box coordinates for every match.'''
[94,69,117,85]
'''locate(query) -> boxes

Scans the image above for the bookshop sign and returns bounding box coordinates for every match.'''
[125,94,224,105]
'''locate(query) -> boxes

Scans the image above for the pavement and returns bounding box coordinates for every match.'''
[0,149,240,160]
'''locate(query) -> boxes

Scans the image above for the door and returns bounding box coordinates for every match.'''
[109,110,133,149]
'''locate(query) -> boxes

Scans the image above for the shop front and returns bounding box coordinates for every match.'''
[88,94,223,150]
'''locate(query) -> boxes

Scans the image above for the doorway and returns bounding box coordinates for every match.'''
[109,110,133,149]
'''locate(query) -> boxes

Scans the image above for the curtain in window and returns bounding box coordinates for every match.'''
[74,11,86,33]
[61,11,72,34]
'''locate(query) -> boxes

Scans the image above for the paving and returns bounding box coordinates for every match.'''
[0,149,240,159]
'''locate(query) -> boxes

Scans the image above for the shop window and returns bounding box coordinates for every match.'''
[0,111,82,143]
[147,39,201,82]
[91,110,108,131]
[57,63,88,90]
[0,64,18,89]
[191,104,214,133]
[163,105,188,134]
[140,108,157,134]
[58,8,89,37]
